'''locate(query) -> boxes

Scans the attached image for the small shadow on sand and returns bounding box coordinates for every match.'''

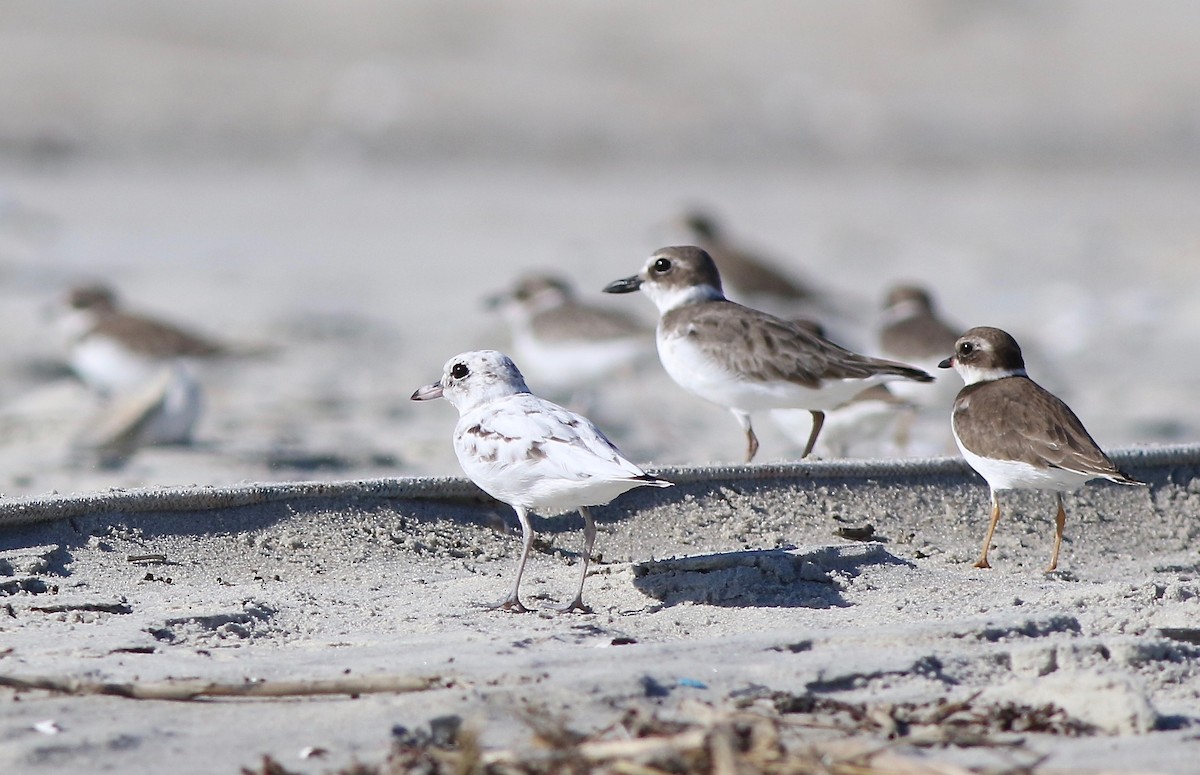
[632,544,909,609]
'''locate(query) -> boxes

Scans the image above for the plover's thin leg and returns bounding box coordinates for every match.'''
[1047,494,1066,572]
[974,491,1002,569]
[801,410,825,459]
[732,409,759,462]
[489,506,535,613]
[555,506,596,613]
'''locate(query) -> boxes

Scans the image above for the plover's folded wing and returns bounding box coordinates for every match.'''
[535,303,647,342]
[90,313,226,358]
[666,302,931,386]
[490,396,648,480]
[956,378,1136,482]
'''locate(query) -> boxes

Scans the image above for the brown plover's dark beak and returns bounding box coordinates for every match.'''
[410,382,444,401]
[937,357,954,369]
[603,275,642,294]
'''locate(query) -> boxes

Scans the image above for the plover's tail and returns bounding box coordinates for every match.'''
[1104,469,1146,487]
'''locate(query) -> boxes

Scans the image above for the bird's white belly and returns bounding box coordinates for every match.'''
[460,456,648,516]
[657,332,881,412]
[72,338,159,393]
[954,435,1092,492]
[525,476,650,514]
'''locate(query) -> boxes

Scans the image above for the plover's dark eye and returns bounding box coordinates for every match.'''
[652,257,672,273]
[959,341,974,356]
[451,363,469,379]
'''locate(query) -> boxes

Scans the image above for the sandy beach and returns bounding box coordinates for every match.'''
[3,3,1200,773]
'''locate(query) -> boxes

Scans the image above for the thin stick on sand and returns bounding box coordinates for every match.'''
[0,673,441,701]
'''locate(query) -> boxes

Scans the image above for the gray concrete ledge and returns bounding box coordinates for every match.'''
[1,444,1194,530]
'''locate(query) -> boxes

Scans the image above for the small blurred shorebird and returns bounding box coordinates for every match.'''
[681,210,817,309]
[878,284,961,406]
[877,283,963,451]
[485,273,651,397]
[50,284,228,464]
[679,209,867,348]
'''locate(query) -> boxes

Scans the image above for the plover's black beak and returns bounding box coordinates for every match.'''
[603,275,642,294]
[937,357,954,369]
[410,381,444,401]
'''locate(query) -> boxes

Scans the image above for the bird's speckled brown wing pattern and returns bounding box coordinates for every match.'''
[662,301,931,387]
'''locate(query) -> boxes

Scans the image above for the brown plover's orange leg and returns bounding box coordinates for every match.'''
[1046,494,1066,572]
[974,491,1002,569]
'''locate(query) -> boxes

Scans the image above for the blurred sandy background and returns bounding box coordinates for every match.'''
[1,0,1199,496]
